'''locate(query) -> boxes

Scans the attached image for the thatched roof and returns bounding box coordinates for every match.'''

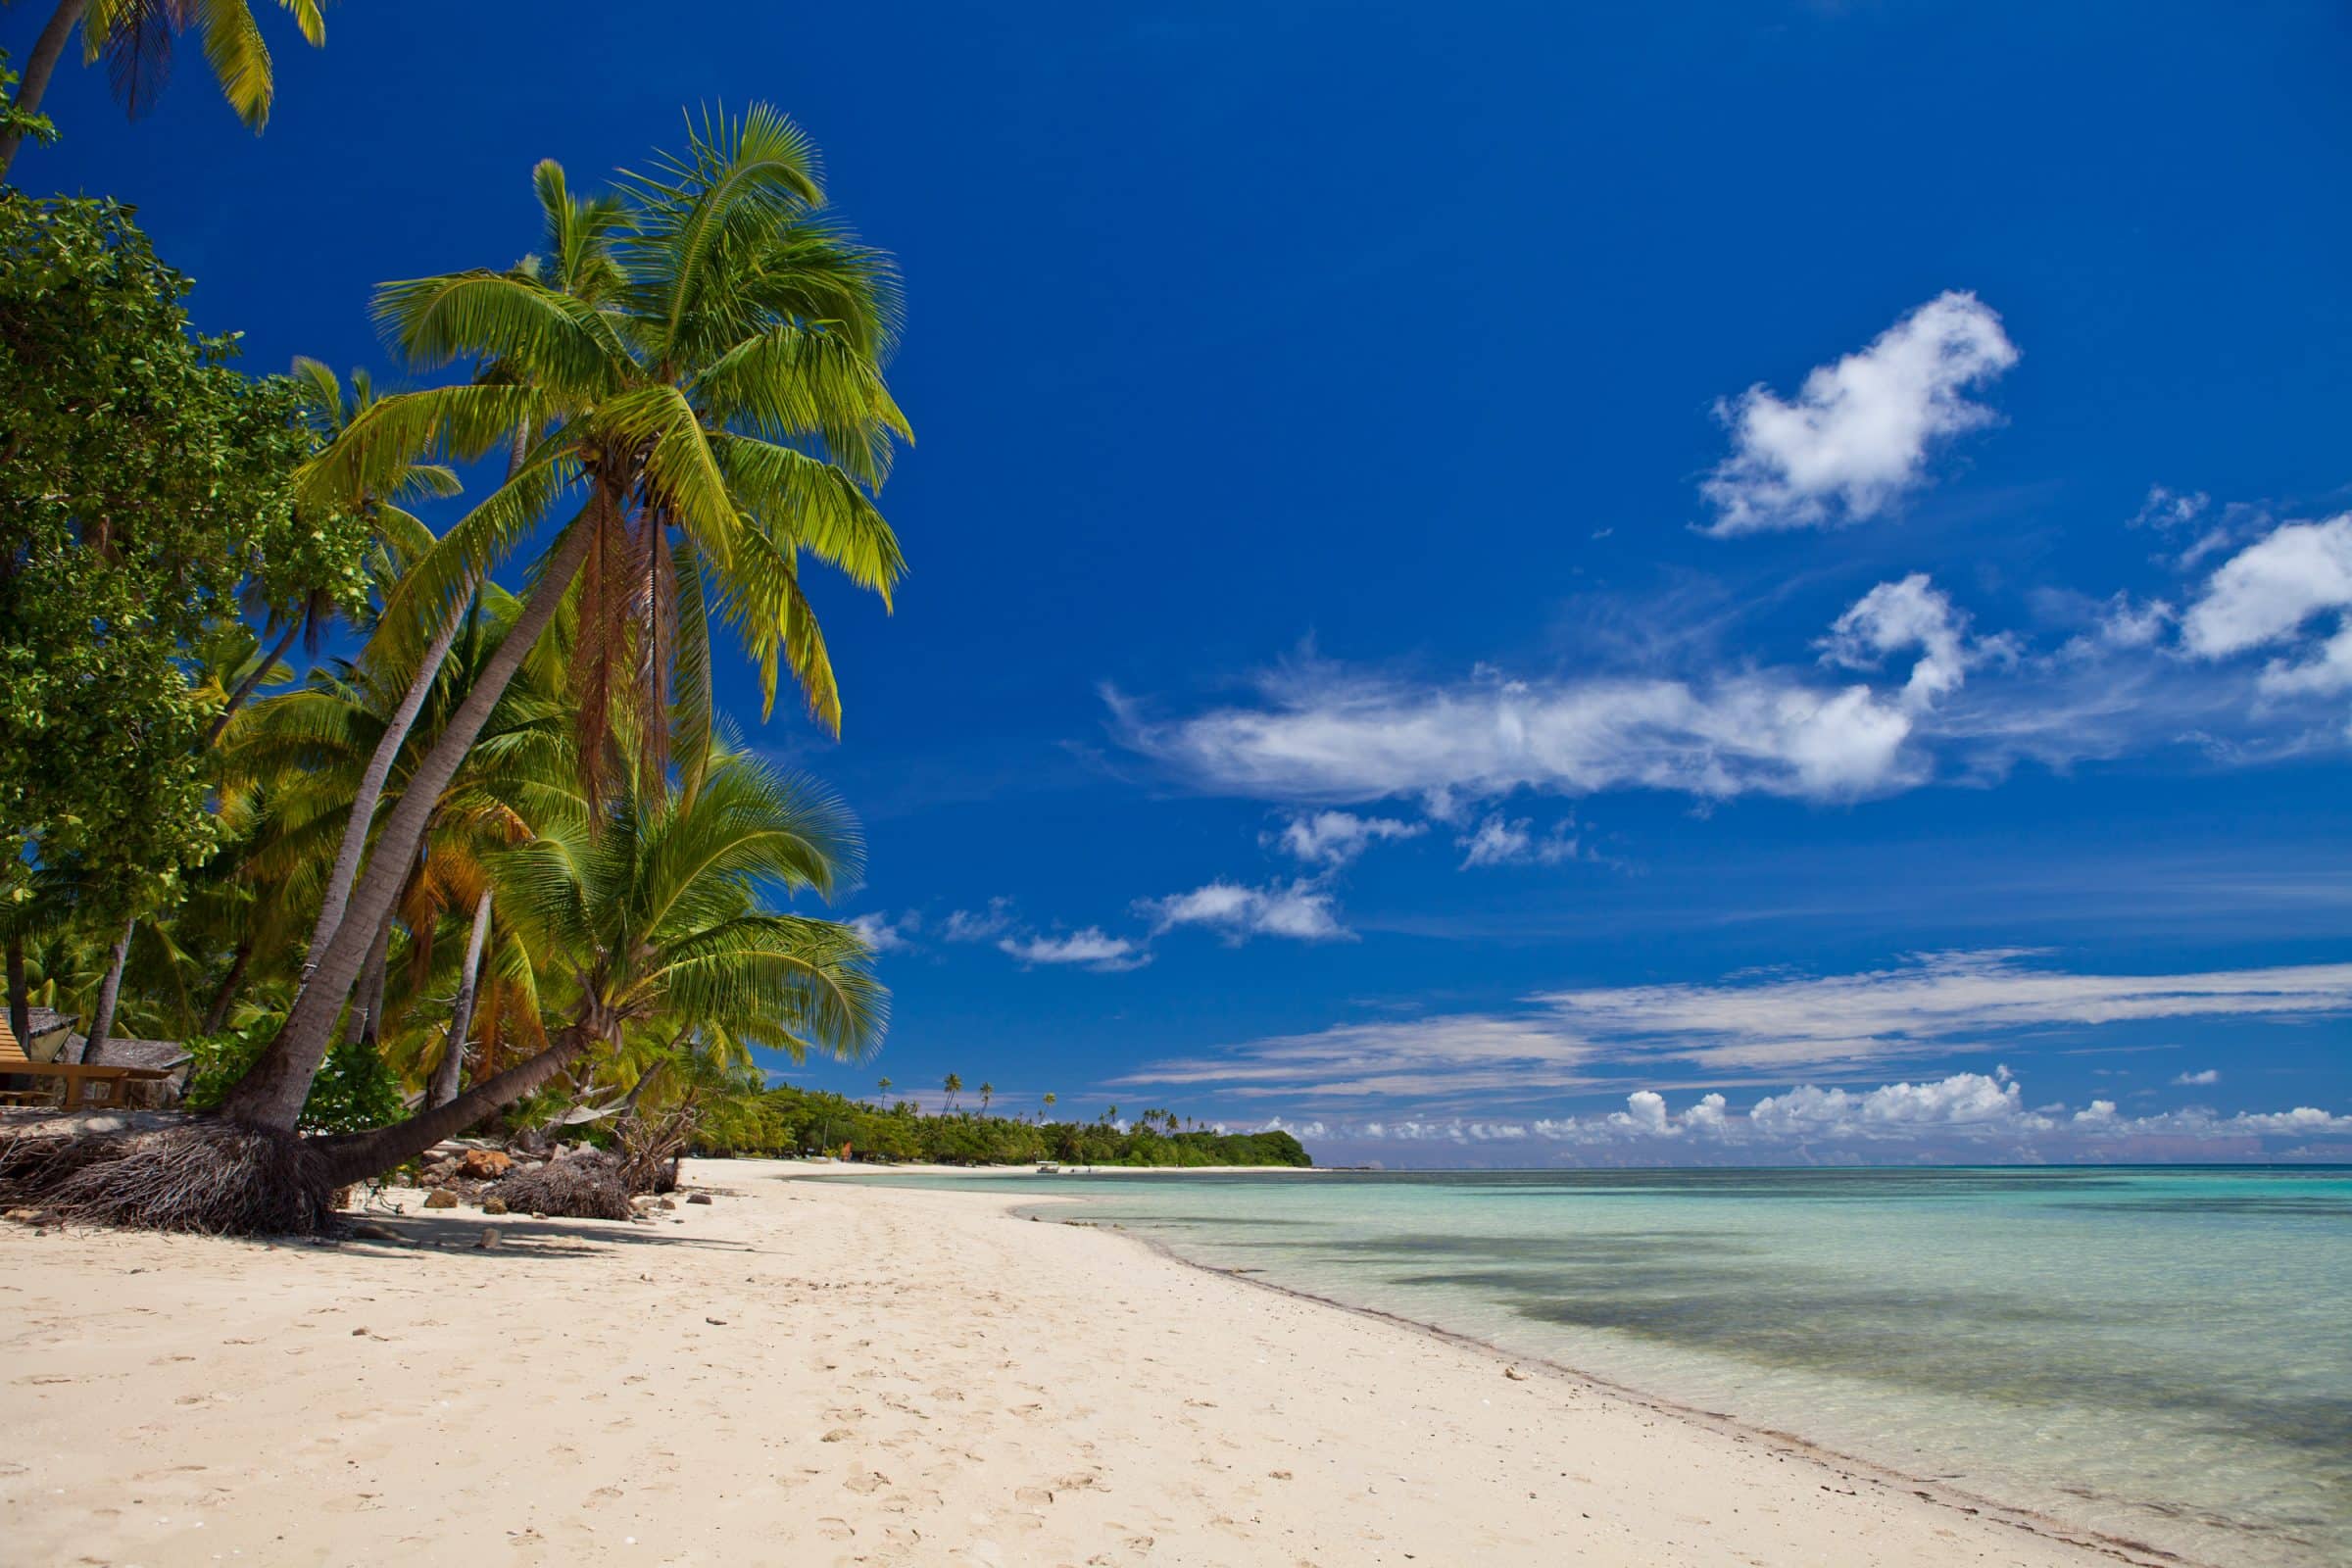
[84,1038,193,1074]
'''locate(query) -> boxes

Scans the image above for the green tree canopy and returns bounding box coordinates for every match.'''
[0,194,369,924]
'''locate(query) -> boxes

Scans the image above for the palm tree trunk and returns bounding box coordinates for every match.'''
[83,915,133,1061]
[316,1024,591,1187]
[202,619,301,747]
[199,937,255,1034]
[350,915,391,1053]
[427,889,492,1107]
[7,932,28,1053]
[221,505,597,1133]
[301,586,471,974]
[0,0,87,181]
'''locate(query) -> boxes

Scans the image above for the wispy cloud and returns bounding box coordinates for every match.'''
[999,927,1150,972]
[1269,809,1425,867]
[1701,291,2020,535]
[1456,813,1582,868]
[1118,951,2352,1097]
[1138,879,1352,943]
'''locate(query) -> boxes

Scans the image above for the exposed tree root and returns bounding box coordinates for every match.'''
[492,1151,635,1220]
[0,1116,338,1236]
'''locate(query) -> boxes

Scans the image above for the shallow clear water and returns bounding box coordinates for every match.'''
[847,1166,2352,1566]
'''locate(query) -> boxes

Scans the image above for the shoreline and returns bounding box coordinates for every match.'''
[1033,1193,2197,1568]
[2,1159,2184,1566]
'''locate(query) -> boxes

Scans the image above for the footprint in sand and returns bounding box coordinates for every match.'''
[813,1516,854,1540]
[844,1470,892,1494]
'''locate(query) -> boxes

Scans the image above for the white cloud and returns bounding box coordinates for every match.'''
[1820,572,1984,709]
[1536,951,2352,1071]
[1118,577,1998,809]
[2128,485,2210,532]
[2180,514,2352,659]
[1456,813,1581,867]
[998,927,1150,972]
[848,911,921,954]
[1746,1068,2029,1137]
[1702,291,2019,535]
[2172,1068,2220,1087]
[1290,1075,2352,1159]
[943,899,1016,943]
[1139,879,1352,944]
[1118,951,2352,1097]
[2090,593,2174,650]
[1271,809,1425,867]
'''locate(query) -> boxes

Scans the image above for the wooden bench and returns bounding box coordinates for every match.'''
[0,1022,172,1109]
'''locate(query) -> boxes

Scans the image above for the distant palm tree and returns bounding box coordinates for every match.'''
[1042,1091,1056,1119]
[943,1071,962,1112]
[877,1074,893,1103]
[0,0,329,179]
[978,1081,994,1115]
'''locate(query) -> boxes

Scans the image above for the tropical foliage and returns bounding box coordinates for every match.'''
[714,1088,1312,1169]
[0,107,937,1232]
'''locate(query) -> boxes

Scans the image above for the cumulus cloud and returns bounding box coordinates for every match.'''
[1271,809,1425,867]
[1702,291,2020,535]
[1138,879,1352,943]
[1118,951,2352,1096]
[998,927,1150,972]
[847,911,921,954]
[1456,813,1582,868]
[2172,1068,2220,1087]
[1290,1074,2352,1161]
[2179,514,2352,711]
[1821,573,1990,709]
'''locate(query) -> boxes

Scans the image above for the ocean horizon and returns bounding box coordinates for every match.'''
[865,1163,2352,1567]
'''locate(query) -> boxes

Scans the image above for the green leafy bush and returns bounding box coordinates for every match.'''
[185,1023,403,1134]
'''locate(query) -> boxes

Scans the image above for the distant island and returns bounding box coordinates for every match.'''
[706,1087,1313,1168]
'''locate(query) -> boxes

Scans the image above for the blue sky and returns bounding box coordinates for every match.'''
[27,0,2352,1164]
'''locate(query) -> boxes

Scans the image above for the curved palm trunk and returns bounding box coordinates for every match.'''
[302,587,471,973]
[316,1024,591,1187]
[427,889,492,1107]
[83,914,134,1061]
[0,0,87,181]
[221,507,597,1133]
[202,620,301,748]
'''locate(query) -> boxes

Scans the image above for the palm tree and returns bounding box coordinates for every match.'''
[1041,1091,1056,1120]
[942,1072,962,1113]
[876,1074,892,1103]
[315,750,884,1186]
[224,107,908,1132]
[0,0,328,179]
[978,1081,994,1115]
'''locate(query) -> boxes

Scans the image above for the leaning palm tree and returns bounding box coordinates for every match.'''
[978,1081,994,1116]
[313,751,885,1187]
[942,1072,961,1113]
[222,106,907,1134]
[0,0,328,179]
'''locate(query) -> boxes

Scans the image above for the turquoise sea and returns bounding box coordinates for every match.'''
[856,1166,2352,1567]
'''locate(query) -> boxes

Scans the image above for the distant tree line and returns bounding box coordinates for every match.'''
[694,1086,1312,1168]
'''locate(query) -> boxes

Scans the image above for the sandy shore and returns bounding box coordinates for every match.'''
[0,1161,2163,1567]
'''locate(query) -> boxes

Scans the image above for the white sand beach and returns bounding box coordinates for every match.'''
[1,1162,2166,1567]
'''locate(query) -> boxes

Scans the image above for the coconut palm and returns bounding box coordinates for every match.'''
[0,0,328,179]
[942,1072,961,1113]
[978,1081,994,1115]
[226,104,907,1133]
[1042,1091,1055,1118]
[314,750,885,1186]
